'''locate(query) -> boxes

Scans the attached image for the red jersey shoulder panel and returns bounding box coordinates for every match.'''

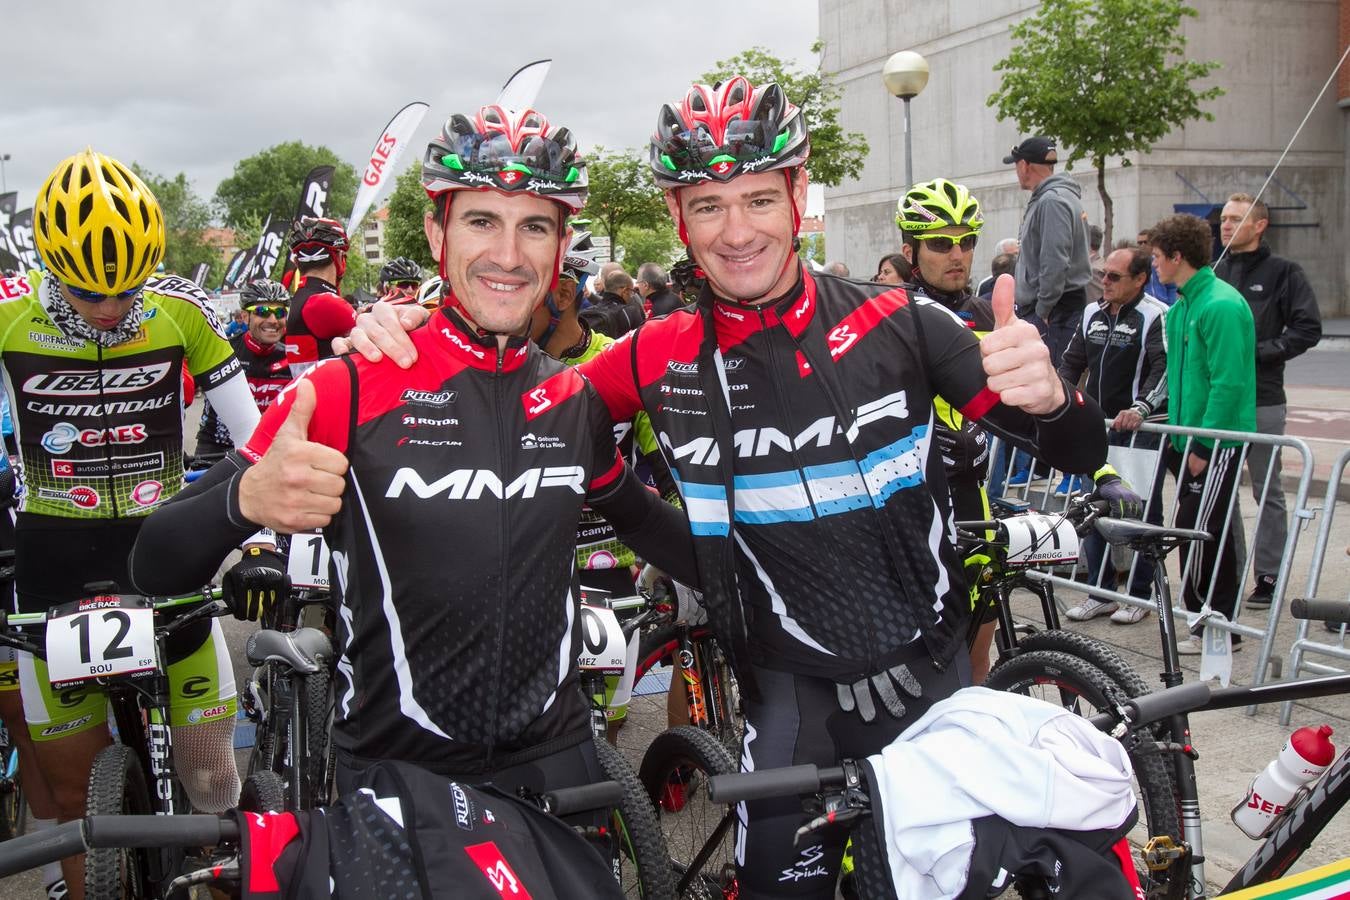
[243,357,352,459]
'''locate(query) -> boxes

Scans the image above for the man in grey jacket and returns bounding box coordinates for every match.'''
[1005,136,1092,364]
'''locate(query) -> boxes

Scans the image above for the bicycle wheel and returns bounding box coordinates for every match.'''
[0,734,26,842]
[636,625,743,756]
[239,770,286,813]
[638,725,738,899]
[594,737,677,899]
[85,743,153,900]
[1016,629,1154,699]
[299,667,334,808]
[985,650,1186,900]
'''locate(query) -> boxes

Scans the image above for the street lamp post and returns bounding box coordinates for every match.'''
[882,51,930,189]
[0,154,9,194]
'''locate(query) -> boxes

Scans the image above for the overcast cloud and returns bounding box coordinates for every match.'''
[1,1,820,217]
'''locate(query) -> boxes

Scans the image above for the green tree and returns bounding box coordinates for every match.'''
[701,44,867,188]
[614,223,681,273]
[382,164,436,269]
[988,0,1222,246]
[132,166,220,281]
[215,141,358,230]
[798,232,825,266]
[583,148,669,259]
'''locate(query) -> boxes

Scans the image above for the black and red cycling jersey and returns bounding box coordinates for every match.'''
[132,307,693,774]
[196,332,292,450]
[284,275,356,374]
[579,269,1107,685]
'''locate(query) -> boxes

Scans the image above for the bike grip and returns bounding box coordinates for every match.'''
[544,780,624,815]
[708,765,821,804]
[85,814,237,849]
[1290,597,1350,625]
[0,821,86,878]
[1124,682,1212,726]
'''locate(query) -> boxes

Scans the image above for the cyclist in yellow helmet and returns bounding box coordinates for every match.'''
[1,149,261,897]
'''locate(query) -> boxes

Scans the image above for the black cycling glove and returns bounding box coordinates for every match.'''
[1093,474,1143,520]
[222,547,289,622]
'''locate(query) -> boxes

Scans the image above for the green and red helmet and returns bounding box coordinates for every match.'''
[649,77,810,189]
[421,105,588,212]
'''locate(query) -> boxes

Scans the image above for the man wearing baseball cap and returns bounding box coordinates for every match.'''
[1005,136,1092,365]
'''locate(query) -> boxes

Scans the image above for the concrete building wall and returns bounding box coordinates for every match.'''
[820,0,1347,314]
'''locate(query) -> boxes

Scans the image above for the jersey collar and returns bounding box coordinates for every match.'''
[704,267,816,349]
[430,306,531,373]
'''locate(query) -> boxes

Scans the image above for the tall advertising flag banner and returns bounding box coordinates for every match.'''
[189,262,211,288]
[0,192,17,267]
[495,59,551,111]
[221,249,252,290]
[8,209,38,272]
[346,101,430,235]
[249,214,290,283]
[282,165,337,287]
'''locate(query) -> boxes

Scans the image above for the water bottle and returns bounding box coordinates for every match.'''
[1231,725,1335,839]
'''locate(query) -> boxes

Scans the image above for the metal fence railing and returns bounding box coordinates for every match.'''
[1280,446,1350,724]
[986,419,1317,702]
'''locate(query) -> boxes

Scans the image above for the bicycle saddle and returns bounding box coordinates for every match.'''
[245,627,333,674]
[1094,518,1211,551]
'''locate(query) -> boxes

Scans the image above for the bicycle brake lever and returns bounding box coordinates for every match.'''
[793,807,865,844]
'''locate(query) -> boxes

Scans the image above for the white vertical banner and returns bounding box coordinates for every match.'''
[495,59,551,110]
[346,101,430,235]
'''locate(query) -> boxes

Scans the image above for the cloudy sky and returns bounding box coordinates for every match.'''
[1,1,821,217]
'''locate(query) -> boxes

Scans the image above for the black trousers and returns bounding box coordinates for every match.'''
[1165,443,1242,622]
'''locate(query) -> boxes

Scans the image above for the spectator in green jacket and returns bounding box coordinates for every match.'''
[1151,213,1256,653]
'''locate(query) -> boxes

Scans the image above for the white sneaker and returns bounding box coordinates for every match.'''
[1066,597,1119,621]
[1177,636,1203,655]
[1110,604,1149,624]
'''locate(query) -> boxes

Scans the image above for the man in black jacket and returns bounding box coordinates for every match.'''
[1215,193,1322,608]
[636,262,683,317]
[1059,245,1168,624]
[580,268,645,337]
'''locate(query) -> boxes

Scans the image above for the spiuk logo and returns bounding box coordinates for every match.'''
[711,160,735,176]
[498,170,522,185]
[525,387,552,417]
[827,324,858,357]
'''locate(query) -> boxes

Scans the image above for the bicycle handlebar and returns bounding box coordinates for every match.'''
[0,814,240,878]
[540,780,624,815]
[707,765,848,804]
[1088,681,1214,732]
[1290,597,1350,626]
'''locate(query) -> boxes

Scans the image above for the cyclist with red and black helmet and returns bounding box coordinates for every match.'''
[377,256,424,306]
[284,216,355,375]
[132,105,693,802]
[342,76,1111,897]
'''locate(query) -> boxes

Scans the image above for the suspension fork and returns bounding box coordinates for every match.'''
[676,626,710,729]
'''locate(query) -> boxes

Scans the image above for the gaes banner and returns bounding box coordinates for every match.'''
[346,101,430,235]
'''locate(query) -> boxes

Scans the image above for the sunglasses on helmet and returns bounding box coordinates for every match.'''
[912,232,979,253]
[246,304,289,319]
[64,282,144,304]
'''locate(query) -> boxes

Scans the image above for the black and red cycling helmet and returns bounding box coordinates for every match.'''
[288,216,349,276]
[649,77,810,190]
[421,106,588,212]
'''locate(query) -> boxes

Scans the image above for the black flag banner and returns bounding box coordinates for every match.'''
[189,262,211,287]
[281,165,336,286]
[8,209,38,273]
[0,192,17,267]
[243,213,289,284]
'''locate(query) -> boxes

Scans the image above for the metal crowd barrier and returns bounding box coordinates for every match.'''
[987,418,1316,702]
[1280,446,1350,724]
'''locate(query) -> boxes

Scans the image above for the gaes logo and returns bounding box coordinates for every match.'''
[41,422,148,455]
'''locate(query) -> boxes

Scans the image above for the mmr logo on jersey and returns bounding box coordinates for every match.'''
[386,465,585,500]
[23,362,173,397]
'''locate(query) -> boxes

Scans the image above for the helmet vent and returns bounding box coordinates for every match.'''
[111,193,131,225]
[53,204,66,236]
[79,195,94,225]
[81,233,99,285]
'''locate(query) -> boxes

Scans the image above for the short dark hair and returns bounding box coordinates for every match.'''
[1150,214,1213,270]
[991,252,1017,279]
[1088,224,1103,252]
[1113,245,1152,279]
[636,262,667,288]
[875,253,911,282]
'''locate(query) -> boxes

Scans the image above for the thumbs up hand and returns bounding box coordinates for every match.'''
[979,275,1067,415]
[238,377,349,532]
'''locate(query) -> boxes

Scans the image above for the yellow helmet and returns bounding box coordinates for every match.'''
[34,149,165,295]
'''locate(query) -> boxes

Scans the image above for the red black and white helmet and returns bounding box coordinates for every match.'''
[288,216,349,269]
[421,106,588,212]
[649,77,810,190]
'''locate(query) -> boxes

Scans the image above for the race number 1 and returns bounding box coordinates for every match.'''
[287,531,331,589]
[46,596,156,683]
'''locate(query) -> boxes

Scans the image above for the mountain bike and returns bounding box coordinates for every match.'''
[0,587,232,899]
[576,590,678,899]
[1088,603,1350,899]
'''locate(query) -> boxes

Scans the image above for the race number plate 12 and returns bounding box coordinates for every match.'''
[46,596,156,684]
[288,530,331,589]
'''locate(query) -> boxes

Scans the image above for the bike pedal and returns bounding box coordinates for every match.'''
[1142,835,1187,870]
